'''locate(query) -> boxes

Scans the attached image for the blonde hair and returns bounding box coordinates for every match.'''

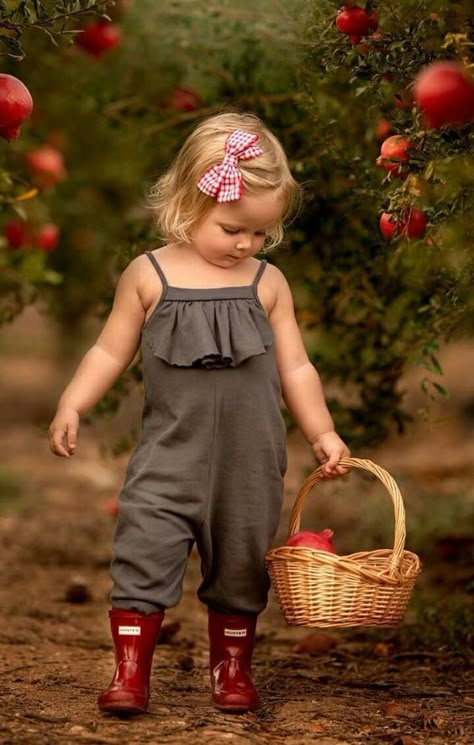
[147,111,301,250]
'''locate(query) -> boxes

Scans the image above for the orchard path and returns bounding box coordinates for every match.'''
[0,308,473,745]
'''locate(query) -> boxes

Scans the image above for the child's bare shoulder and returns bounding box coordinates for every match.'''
[132,249,165,313]
[258,261,288,315]
[262,261,287,284]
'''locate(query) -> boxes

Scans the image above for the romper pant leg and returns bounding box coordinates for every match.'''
[196,465,285,615]
[111,488,195,614]
[196,359,287,615]
[109,363,214,615]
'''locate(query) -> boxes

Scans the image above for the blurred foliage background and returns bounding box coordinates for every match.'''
[0,0,473,449]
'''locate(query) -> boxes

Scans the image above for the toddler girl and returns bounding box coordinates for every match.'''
[49,112,350,715]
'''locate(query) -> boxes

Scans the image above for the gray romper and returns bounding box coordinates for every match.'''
[110,251,287,616]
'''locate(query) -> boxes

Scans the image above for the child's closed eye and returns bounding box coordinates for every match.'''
[221,225,266,237]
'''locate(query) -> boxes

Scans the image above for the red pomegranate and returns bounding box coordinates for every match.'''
[33,223,60,251]
[413,61,474,129]
[4,218,30,248]
[170,86,202,112]
[74,21,122,58]
[25,145,66,188]
[375,119,393,140]
[286,529,337,553]
[336,6,378,44]
[0,74,33,141]
[376,135,414,177]
[379,208,427,239]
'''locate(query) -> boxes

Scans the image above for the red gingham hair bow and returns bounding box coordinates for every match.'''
[197,129,264,202]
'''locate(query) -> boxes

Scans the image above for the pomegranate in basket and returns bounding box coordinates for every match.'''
[286,529,337,553]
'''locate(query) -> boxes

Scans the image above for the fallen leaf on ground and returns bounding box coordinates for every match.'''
[382,701,403,717]
[374,641,394,658]
[157,621,181,644]
[292,632,339,655]
[395,737,418,745]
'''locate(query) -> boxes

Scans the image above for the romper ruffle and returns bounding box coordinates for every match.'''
[141,252,273,369]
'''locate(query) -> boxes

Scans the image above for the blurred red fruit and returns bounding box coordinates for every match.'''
[376,135,414,177]
[375,119,393,140]
[379,208,427,240]
[171,86,202,112]
[33,223,59,251]
[4,218,30,248]
[74,21,122,58]
[0,74,33,140]
[413,61,474,129]
[336,6,378,42]
[25,145,66,188]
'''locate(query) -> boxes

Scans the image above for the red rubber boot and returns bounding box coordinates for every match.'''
[208,609,260,712]
[98,608,164,715]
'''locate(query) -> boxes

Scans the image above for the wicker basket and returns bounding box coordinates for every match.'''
[265,457,421,628]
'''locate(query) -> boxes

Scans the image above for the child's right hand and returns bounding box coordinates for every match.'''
[49,407,80,457]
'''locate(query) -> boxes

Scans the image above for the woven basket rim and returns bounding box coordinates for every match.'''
[266,545,421,585]
[281,457,414,578]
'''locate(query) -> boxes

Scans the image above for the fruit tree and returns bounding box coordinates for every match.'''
[0,0,472,448]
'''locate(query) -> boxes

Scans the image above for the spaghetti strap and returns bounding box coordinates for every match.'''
[145,250,168,290]
[252,259,267,288]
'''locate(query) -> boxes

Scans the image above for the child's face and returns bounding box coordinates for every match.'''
[190,189,284,268]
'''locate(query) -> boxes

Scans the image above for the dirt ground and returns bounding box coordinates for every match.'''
[0,308,473,745]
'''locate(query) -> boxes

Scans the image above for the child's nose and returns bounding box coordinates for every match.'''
[236,234,252,250]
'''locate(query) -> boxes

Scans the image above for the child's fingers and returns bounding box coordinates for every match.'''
[67,425,77,452]
[49,421,77,457]
[323,450,351,478]
[322,451,340,475]
[49,429,70,457]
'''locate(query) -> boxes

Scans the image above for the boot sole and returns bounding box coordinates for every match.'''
[214,699,259,713]
[98,703,146,716]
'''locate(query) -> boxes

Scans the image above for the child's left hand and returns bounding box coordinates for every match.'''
[311,431,350,478]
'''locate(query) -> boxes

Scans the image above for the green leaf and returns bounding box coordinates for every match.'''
[432,382,449,399]
[41,270,63,285]
[424,161,435,181]
[429,354,443,375]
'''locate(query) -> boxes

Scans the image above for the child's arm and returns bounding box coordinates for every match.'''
[268,267,350,477]
[49,259,147,458]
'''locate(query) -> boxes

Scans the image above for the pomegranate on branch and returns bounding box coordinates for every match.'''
[335,4,378,44]
[0,74,33,141]
[3,219,30,249]
[376,135,414,178]
[170,86,203,113]
[413,61,474,129]
[25,145,66,189]
[379,208,427,240]
[74,21,122,58]
[32,223,60,252]
[3,219,59,251]
[375,119,393,140]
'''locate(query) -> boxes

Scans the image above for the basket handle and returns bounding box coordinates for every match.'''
[288,457,406,577]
